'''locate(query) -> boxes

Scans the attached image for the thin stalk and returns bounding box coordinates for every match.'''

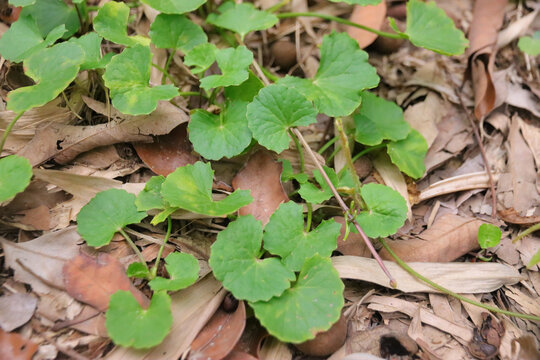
[61,91,83,120]
[317,136,338,154]
[335,118,362,193]
[289,129,305,172]
[268,0,291,13]
[305,203,313,231]
[209,87,220,105]
[351,143,387,163]
[118,228,149,271]
[151,63,178,86]
[179,91,208,98]
[0,112,24,154]
[513,222,540,243]
[292,128,397,287]
[380,238,540,322]
[277,12,404,39]
[260,65,279,83]
[151,216,173,278]
[162,50,176,85]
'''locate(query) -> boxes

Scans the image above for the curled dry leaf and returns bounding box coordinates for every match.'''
[63,253,150,312]
[294,313,347,356]
[232,149,288,225]
[0,329,38,360]
[189,300,246,360]
[347,1,387,49]
[133,123,199,176]
[0,293,37,332]
[379,214,483,262]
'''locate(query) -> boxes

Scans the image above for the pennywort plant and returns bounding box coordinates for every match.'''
[0,0,470,349]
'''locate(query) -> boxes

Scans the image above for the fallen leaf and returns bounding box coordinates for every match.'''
[0,329,38,360]
[63,253,150,311]
[511,334,540,360]
[259,336,292,360]
[189,301,246,360]
[379,214,483,262]
[334,217,371,257]
[134,123,198,176]
[0,293,37,331]
[224,351,258,360]
[347,1,387,49]
[232,149,288,225]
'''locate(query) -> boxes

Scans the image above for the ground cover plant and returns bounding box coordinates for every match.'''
[0,0,539,358]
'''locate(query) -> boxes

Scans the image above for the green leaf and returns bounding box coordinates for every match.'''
[136,176,167,212]
[7,42,85,113]
[279,159,308,184]
[209,215,295,302]
[478,224,502,249]
[199,46,253,89]
[298,167,337,204]
[207,2,278,40]
[184,43,217,74]
[10,0,36,6]
[189,100,252,160]
[106,290,172,349]
[0,16,65,62]
[94,1,150,47]
[103,45,178,115]
[19,0,79,38]
[149,14,207,53]
[149,253,199,292]
[0,155,33,203]
[77,189,147,247]
[141,0,206,14]
[126,262,151,279]
[527,248,540,269]
[354,92,410,146]
[399,0,468,55]
[518,32,540,56]
[224,71,264,102]
[355,183,407,238]
[329,0,380,4]
[278,32,379,117]
[250,255,344,343]
[161,162,253,216]
[69,32,111,70]
[263,202,341,272]
[386,129,427,179]
[247,84,317,153]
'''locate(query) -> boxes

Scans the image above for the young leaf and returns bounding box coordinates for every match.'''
[250,255,344,343]
[149,14,207,53]
[518,31,540,56]
[69,32,112,70]
[247,84,317,153]
[161,162,253,216]
[354,92,410,146]
[224,71,264,102]
[209,215,295,302]
[298,166,338,204]
[0,16,65,62]
[263,202,341,272]
[184,43,217,74]
[136,175,167,211]
[126,262,151,279]
[106,290,172,349]
[103,45,178,115]
[278,32,379,117]
[395,0,468,56]
[149,252,199,292]
[279,159,308,184]
[19,0,79,38]
[0,155,33,203]
[141,0,206,14]
[77,189,147,247]
[189,100,252,160]
[355,183,407,238]
[478,224,502,249]
[199,46,253,89]
[94,1,150,47]
[206,2,278,40]
[7,42,85,113]
[386,129,427,179]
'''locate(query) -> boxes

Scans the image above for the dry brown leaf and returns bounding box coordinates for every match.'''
[224,351,258,360]
[63,253,150,312]
[497,8,540,49]
[511,334,540,360]
[0,293,37,331]
[189,301,246,360]
[133,123,198,176]
[346,1,386,49]
[334,217,371,257]
[232,149,288,225]
[379,214,482,262]
[0,329,38,360]
[403,92,444,147]
[259,336,292,360]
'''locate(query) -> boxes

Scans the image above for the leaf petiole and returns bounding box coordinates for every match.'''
[0,111,24,155]
[351,142,387,163]
[151,63,178,86]
[512,222,540,243]
[118,228,149,272]
[162,51,176,85]
[151,216,173,278]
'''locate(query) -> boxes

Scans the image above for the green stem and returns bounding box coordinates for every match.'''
[318,136,338,154]
[379,238,540,322]
[289,129,305,173]
[513,222,540,243]
[151,216,173,278]
[209,87,221,105]
[178,91,208,99]
[305,203,313,231]
[118,228,149,272]
[268,0,291,13]
[0,112,24,155]
[351,143,387,163]
[260,65,280,83]
[162,51,176,85]
[277,12,404,39]
[335,118,362,193]
[327,145,341,164]
[151,63,178,86]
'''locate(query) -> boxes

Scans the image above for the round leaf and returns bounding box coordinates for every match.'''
[141,0,206,14]
[126,262,150,279]
[278,32,379,117]
[224,71,264,102]
[135,175,167,212]
[250,255,344,343]
[354,92,410,146]
[386,129,427,179]
[149,14,207,52]
[77,189,147,247]
[355,183,407,238]
[94,1,150,47]
[518,32,540,56]
[106,290,172,349]
[0,155,33,203]
[247,84,317,153]
[161,162,253,216]
[209,215,295,302]
[199,46,253,90]
[149,252,199,292]
[189,100,252,160]
[184,43,217,74]
[263,202,341,272]
[478,224,501,249]
[19,0,79,38]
